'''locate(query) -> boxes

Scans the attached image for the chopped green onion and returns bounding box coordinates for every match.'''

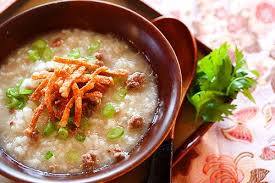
[19,89,33,95]
[5,80,32,110]
[113,87,127,101]
[65,150,80,163]
[27,49,40,62]
[68,48,81,59]
[57,127,69,140]
[102,103,116,118]
[7,97,21,109]
[43,122,56,136]
[17,100,25,109]
[44,151,54,160]
[6,87,20,98]
[88,40,101,53]
[107,127,124,140]
[42,47,54,61]
[75,133,86,142]
[32,39,47,51]
[28,39,54,62]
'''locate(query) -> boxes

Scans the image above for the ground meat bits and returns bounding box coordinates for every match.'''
[94,52,104,66]
[126,72,146,89]
[51,37,63,47]
[82,152,97,169]
[108,147,127,162]
[128,115,144,129]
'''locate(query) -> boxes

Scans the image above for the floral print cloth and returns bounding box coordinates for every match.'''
[142,0,275,182]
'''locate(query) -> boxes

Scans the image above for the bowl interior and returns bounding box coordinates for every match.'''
[0,1,182,182]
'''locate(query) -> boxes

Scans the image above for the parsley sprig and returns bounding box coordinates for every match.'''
[188,43,259,122]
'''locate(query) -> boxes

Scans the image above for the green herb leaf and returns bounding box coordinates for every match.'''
[44,151,54,160]
[200,100,236,122]
[19,89,33,95]
[188,43,258,122]
[5,80,33,110]
[197,43,232,92]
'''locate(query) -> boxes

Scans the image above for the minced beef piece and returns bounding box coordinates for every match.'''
[82,152,97,169]
[128,115,144,129]
[126,72,146,89]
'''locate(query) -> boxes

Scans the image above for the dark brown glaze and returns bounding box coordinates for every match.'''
[0,0,182,182]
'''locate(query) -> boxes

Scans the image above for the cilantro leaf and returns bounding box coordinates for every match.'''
[188,91,224,118]
[197,43,232,92]
[188,43,258,122]
[200,101,236,122]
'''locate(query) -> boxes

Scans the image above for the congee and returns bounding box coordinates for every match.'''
[0,29,158,173]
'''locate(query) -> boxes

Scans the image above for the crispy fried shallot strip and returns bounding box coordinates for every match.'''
[59,66,86,98]
[53,97,70,119]
[32,71,52,80]
[53,56,99,71]
[102,69,128,77]
[59,97,75,127]
[72,83,82,127]
[94,83,108,93]
[24,102,46,135]
[84,91,102,103]
[30,79,49,101]
[81,67,108,93]
[26,52,124,135]
[76,75,114,85]
[45,73,58,120]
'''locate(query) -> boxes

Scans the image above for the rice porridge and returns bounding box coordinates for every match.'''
[0,29,158,173]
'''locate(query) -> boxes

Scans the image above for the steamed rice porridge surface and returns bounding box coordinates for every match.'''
[0,29,158,173]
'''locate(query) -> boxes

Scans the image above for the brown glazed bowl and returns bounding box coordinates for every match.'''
[0,0,182,182]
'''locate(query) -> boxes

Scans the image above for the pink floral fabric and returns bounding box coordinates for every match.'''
[142,0,275,182]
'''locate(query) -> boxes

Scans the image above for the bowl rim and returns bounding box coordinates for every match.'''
[0,0,183,182]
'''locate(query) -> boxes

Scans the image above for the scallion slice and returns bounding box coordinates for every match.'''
[44,151,54,160]
[88,40,101,53]
[107,127,124,140]
[102,103,116,118]
[27,49,40,62]
[43,122,56,136]
[75,133,86,142]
